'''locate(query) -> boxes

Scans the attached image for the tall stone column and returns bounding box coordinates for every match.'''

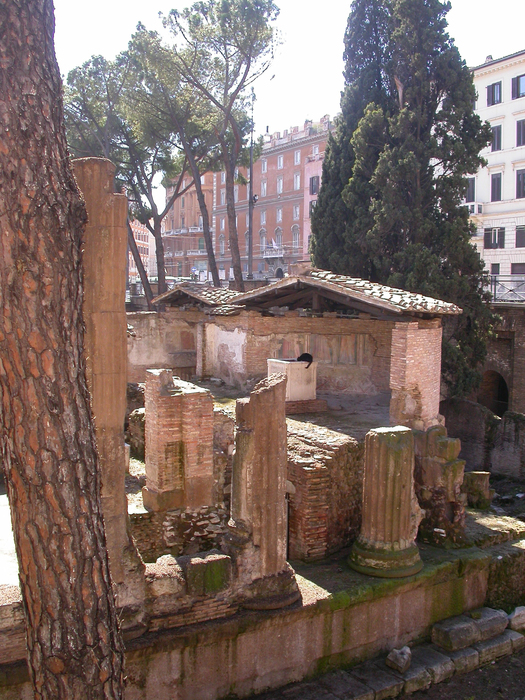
[349,426,423,578]
[73,158,145,626]
[229,374,299,607]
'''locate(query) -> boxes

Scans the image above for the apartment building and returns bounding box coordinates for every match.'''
[161,173,214,280]
[161,116,332,282]
[128,218,155,284]
[214,115,332,279]
[470,49,525,299]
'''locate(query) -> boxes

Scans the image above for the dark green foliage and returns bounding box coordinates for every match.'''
[311,0,494,396]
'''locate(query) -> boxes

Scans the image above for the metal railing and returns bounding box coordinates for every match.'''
[488,275,525,301]
[262,247,284,258]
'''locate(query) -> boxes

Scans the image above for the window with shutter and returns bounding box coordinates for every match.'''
[491,173,502,201]
[517,170,525,199]
[516,226,525,248]
[498,228,505,248]
[487,82,502,106]
[511,263,525,275]
[309,175,320,195]
[512,75,525,100]
[466,177,475,203]
[484,228,492,249]
[517,120,525,147]
[491,125,502,151]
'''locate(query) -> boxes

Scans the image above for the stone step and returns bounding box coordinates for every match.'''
[431,606,509,651]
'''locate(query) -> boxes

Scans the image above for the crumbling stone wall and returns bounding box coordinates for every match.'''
[127,310,201,383]
[440,398,500,471]
[441,399,525,479]
[287,421,363,561]
[130,505,230,563]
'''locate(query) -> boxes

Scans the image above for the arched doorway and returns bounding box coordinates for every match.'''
[477,370,509,416]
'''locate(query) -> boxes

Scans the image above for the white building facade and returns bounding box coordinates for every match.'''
[470,50,525,300]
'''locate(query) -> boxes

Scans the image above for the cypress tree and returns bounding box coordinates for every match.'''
[312,0,494,396]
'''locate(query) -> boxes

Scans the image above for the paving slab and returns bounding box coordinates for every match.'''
[387,661,432,694]
[411,646,455,684]
[319,670,374,700]
[473,631,513,664]
[431,614,480,651]
[469,607,508,640]
[350,662,404,700]
[281,681,339,700]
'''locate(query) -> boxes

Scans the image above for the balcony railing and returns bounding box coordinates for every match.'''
[262,247,285,258]
[187,249,207,256]
[488,275,525,302]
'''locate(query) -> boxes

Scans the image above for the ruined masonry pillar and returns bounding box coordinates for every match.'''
[229,374,299,608]
[73,158,145,614]
[143,369,214,511]
[349,426,423,578]
[389,319,443,430]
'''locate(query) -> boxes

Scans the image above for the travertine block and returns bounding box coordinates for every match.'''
[350,662,404,700]
[473,632,513,664]
[470,607,508,640]
[411,647,455,684]
[431,614,481,651]
[509,606,525,631]
[446,646,480,673]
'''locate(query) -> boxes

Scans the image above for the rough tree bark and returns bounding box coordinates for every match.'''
[0,1,125,698]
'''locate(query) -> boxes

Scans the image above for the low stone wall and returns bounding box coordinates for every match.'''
[2,542,521,699]
[287,421,363,561]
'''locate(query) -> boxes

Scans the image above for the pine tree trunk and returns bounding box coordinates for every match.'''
[0,1,125,698]
[224,162,245,291]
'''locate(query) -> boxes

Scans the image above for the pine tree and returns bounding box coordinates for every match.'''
[312,0,494,396]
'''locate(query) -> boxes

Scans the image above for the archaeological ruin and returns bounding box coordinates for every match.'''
[1,158,525,700]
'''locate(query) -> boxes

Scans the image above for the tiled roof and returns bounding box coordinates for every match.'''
[153,282,242,307]
[232,269,462,316]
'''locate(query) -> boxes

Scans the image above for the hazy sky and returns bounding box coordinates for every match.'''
[53,0,524,136]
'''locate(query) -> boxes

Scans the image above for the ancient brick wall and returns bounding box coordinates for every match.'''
[485,304,525,414]
[204,311,393,394]
[287,421,363,561]
[144,371,214,510]
[390,319,442,429]
[127,310,202,383]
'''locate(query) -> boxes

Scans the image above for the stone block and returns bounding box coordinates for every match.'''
[431,614,481,651]
[180,552,231,597]
[473,632,513,664]
[385,646,411,673]
[350,662,404,700]
[391,662,431,694]
[503,629,525,652]
[462,471,494,509]
[445,646,479,674]
[469,607,508,640]
[319,670,374,699]
[508,606,525,632]
[411,646,455,684]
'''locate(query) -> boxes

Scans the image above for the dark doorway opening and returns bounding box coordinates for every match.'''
[477,370,509,416]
